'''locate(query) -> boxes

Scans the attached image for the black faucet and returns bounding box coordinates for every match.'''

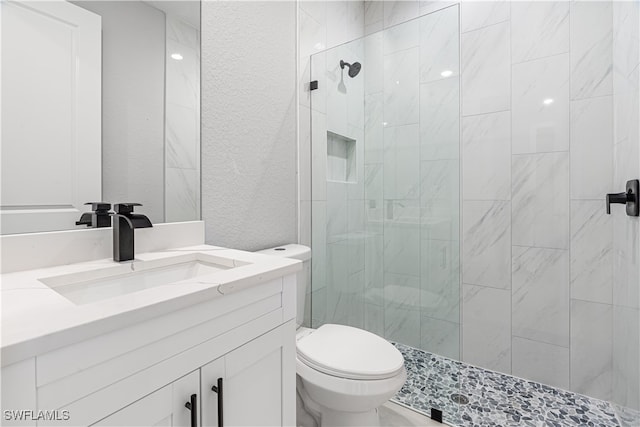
[76,202,112,228]
[112,203,153,262]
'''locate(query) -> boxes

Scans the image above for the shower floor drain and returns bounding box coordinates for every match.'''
[450,393,469,405]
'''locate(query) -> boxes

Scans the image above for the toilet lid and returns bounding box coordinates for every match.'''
[296,324,404,380]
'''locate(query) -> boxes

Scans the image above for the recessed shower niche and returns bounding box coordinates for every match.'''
[326,131,356,183]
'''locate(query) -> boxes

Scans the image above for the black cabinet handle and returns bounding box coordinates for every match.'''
[185,393,197,427]
[211,378,223,427]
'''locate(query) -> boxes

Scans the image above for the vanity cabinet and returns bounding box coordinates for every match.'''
[89,324,292,427]
[1,274,297,427]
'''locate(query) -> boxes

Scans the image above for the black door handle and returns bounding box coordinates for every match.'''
[211,378,223,427]
[185,393,197,427]
[606,180,639,216]
[606,192,629,214]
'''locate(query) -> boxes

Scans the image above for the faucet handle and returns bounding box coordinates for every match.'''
[114,203,142,215]
[84,202,111,212]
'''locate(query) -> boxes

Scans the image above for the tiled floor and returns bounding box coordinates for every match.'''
[391,342,640,427]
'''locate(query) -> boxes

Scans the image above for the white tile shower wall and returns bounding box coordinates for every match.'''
[570,96,613,200]
[511,152,569,249]
[462,111,510,200]
[570,200,613,305]
[570,0,613,100]
[457,0,633,407]
[512,246,569,348]
[459,0,508,33]
[460,21,510,116]
[510,1,569,64]
[511,53,570,155]
[299,0,639,409]
[570,300,613,401]
[462,201,511,290]
[511,336,570,390]
[462,284,511,373]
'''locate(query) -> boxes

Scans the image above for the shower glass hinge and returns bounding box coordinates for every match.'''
[309,80,318,91]
[431,408,443,423]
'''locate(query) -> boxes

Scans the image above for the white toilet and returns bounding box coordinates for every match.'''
[258,244,407,427]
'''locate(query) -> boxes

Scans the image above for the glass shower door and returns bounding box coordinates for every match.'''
[309,5,462,423]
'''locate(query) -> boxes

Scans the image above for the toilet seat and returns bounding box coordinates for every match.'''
[296,324,404,380]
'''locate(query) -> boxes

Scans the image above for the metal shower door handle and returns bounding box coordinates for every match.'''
[606,180,639,216]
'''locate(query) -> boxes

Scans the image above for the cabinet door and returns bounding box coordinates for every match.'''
[201,323,295,427]
[92,371,199,427]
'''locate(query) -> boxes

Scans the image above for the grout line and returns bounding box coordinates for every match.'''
[511,334,570,349]
[511,150,569,156]
[511,50,571,67]
[568,1,573,391]
[462,282,510,291]
[462,198,512,203]
[461,108,511,119]
[570,92,615,102]
[512,244,568,251]
[570,297,615,306]
[459,18,510,36]
[508,0,514,375]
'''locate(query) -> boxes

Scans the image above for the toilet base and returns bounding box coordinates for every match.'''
[297,375,384,427]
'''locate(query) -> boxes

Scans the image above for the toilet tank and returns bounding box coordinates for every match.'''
[257,244,311,328]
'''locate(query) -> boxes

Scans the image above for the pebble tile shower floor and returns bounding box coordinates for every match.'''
[390,343,640,427]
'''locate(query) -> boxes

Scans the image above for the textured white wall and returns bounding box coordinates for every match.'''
[201,1,297,251]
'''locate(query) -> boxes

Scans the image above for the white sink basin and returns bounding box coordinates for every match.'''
[38,253,248,305]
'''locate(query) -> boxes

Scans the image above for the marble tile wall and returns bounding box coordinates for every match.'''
[455,0,638,409]
[298,0,639,411]
[165,15,200,222]
[459,0,513,380]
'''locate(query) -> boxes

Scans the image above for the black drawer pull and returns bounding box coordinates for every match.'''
[185,393,197,427]
[211,378,223,427]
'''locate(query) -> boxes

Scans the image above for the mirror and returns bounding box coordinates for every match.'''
[0,0,201,234]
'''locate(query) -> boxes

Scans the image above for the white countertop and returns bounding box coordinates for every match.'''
[0,244,301,366]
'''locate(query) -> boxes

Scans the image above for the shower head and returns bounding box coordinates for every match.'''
[340,60,362,78]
